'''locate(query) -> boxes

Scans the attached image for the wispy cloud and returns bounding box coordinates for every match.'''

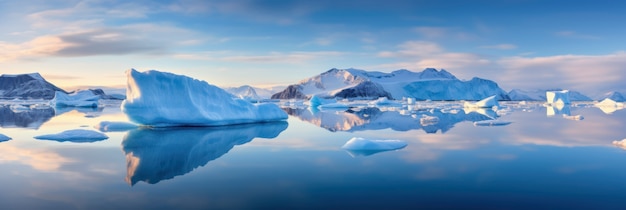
[175,51,346,64]
[479,44,517,50]
[555,30,601,40]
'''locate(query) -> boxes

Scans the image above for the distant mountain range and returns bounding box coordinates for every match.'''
[271,68,510,100]
[1,69,624,101]
[0,73,124,100]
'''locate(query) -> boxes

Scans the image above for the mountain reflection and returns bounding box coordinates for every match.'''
[121,122,288,185]
[0,105,55,129]
[283,107,496,133]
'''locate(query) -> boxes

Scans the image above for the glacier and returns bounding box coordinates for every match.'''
[341,137,407,156]
[34,129,109,142]
[51,90,100,107]
[0,133,11,142]
[121,69,287,127]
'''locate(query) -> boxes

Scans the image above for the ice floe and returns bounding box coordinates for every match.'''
[341,137,407,156]
[34,129,109,142]
[121,69,287,127]
[473,120,512,126]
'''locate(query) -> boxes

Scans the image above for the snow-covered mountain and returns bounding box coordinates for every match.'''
[224,85,285,100]
[508,89,592,101]
[596,91,625,102]
[271,68,509,100]
[0,73,67,99]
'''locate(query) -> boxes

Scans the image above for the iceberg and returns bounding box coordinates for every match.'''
[341,137,407,156]
[0,133,11,142]
[473,120,512,126]
[51,90,99,107]
[562,115,584,121]
[95,121,139,132]
[34,129,109,142]
[464,95,499,108]
[309,95,337,107]
[121,69,288,127]
[546,90,570,105]
[594,98,625,114]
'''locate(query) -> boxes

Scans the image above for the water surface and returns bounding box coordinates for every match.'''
[1,101,625,209]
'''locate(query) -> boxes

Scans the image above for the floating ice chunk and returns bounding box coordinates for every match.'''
[613,139,626,150]
[341,137,407,156]
[51,90,99,107]
[309,95,337,107]
[464,95,499,108]
[419,115,439,126]
[546,90,570,105]
[594,98,625,114]
[95,121,139,132]
[562,114,584,121]
[318,102,349,109]
[369,97,402,107]
[473,120,512,126]
[9,104,30,112]
[0,133,11,142]
[121,69,288,127]
[34,129,108,142]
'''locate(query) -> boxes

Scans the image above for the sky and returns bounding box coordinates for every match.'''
[0,0,625,96]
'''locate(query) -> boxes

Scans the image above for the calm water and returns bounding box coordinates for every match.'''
[1,100,626,209]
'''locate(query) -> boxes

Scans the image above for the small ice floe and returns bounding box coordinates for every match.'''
[309,95,337,107]
[464,95,499,108]
[10,104,30,112]
[95,121,139,132]
[341,137,407,157]
[473,120,512,126]
[594,98,625,114]
[0,133,11,142]
[34,129,108,142]
[612,139,626,150]
[368,97,402,107]
[562,114,584,121]
[318,102,349,109]
[419,115,439,126]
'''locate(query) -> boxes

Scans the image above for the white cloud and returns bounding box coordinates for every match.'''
[375,40,626,94]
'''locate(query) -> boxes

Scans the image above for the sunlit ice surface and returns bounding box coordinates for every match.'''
[1,100,626,209]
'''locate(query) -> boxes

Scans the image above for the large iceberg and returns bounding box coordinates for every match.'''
[341,137,407,156]
[464,95,499,108]
[51,90,100,107]
[546,90,570,105]
[121,69,288,127]
[34,129,109,142]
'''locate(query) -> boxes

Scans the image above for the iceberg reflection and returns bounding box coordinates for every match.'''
[121,122,288,185]
[284,107,496,133]
[0,105,55,129]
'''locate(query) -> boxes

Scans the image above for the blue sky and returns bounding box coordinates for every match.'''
[0,0,625,95]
